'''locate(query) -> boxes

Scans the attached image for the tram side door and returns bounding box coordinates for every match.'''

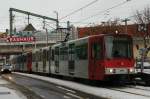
[89,38,103,80]
[27,53,32,73]
[68,43,75,75]
[55,47,59,73]
[48,47,51,74]
[43,50,46,72]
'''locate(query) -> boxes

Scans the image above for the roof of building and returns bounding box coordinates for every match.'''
[77,24,150,38]
[23,24,36,31]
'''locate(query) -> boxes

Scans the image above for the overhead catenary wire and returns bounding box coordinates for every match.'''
[76,0,132,23]
[72,9,141,27]
[59,0,99,20]
[79,13,140,27]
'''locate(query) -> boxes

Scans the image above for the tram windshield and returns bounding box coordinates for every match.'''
[105,36,132,59]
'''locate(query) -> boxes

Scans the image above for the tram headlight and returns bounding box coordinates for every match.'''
[106,68,116,74]
[109,69,114,73]
[129,68,134,73]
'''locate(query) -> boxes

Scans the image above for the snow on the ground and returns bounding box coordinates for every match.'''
[135,85,150,91]
[0,77,9,84]
[0,87,27,99]
[14,72,150,99]
[115,87,150,97]
[0,76,27,99]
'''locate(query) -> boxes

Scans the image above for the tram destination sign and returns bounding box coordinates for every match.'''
[7,36,35,42]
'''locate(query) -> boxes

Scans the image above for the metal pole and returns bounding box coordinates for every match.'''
[67,21,70,40]
[56,12,59,29]
[54,11,59,29]
[46,28,48,47]
[9,9,13,36]
[28,14,30,25]
[125,20,128,33]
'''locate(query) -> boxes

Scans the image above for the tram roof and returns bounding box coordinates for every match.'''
[51,33,130,48]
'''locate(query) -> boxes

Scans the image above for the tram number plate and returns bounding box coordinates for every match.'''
[118,69,126,73]
[120,69,124,72]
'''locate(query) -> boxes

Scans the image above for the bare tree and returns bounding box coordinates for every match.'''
[134,6,150,24]
[134,6,150,64]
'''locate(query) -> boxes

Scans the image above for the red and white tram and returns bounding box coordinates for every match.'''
[50,33,135,81]
[12,33,135,81]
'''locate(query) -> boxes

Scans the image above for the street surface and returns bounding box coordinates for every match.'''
[2,73,102,99]
[8,72,150,99]
[0,75,27,99]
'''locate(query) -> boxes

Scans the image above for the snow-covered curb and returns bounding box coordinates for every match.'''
[0,76,27,99]
[0,87,27,99]
[14,72,150,99]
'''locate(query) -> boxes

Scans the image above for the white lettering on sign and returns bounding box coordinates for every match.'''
[7,37,35,42]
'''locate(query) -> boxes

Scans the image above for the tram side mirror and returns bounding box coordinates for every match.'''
[136,44,139,50]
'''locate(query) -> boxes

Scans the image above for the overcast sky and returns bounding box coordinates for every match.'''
[0,0,150,32]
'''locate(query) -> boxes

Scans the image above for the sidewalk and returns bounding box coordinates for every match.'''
[0,76,27,99]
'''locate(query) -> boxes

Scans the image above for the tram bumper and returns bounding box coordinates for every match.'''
[104,68,135,81]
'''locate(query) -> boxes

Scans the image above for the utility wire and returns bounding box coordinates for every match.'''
[77,0,131,23]
[59,0,99,20]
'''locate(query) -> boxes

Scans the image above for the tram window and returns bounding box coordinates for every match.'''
[55,47,59,55]
[76,44,88,60]
[60,48,63,60]
[32,53,35,62]
[22,55,25,62]
[37,51,40,61]
[64,47,68,60]
[35,52,38,61]
[69,44,75,54]
[46,50,48,61]
[39,51,42,61]
[60,47,68,60]
[105,36,132,58]
[43,50,47,60]
[113,50,120,57]
[38,51,41,61]
[92,43,102,60]
[32,54,34,62]
[35,53,37,62]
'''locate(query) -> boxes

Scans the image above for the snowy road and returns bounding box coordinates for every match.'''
[8,72,150,99]
[2,73,102,99]
[0,76,26,99]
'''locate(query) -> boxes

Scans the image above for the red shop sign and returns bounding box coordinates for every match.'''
[7,37,35,42]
